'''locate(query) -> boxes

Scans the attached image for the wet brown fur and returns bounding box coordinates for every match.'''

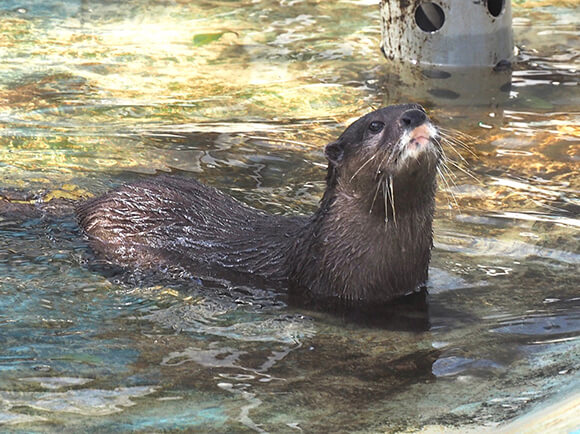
[76,104,441,305]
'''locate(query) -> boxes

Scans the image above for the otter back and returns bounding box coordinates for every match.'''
[76,176,304,281]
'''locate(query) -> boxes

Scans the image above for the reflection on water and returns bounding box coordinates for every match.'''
[0,0,578,431]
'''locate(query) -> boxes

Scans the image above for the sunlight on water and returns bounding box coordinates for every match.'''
[0,0,578,431]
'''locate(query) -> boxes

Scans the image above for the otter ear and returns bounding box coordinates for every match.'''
[324,139,345,165]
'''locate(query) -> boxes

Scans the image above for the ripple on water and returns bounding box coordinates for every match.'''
[0,386,156,417]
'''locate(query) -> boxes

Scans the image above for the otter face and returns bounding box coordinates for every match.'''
[325,104,440,184]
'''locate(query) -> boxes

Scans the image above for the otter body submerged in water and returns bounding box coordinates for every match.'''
[77,104,441,305]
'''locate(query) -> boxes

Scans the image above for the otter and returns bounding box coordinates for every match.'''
[76,104,441,306]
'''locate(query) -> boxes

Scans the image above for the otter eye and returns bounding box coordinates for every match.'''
[368,121,384,133]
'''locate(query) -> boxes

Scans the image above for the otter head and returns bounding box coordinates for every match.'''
[325,104,440,183]
[323,104,440,215]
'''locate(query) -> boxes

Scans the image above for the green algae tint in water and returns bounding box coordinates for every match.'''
[0,0,579,432]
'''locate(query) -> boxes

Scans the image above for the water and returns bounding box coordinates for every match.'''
[0,0,578,431]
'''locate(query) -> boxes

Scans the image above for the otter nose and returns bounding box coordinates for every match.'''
[400,109,427,129]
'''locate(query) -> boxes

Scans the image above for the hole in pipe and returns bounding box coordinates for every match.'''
[487,0,504,17]
[415,2,445,32]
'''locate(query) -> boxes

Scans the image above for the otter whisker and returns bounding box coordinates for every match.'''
[388,175,396,226]
[439,129,473,145]
[439,136,470,164]
[434,133,480,190]
[437,166,459,209]
[376,147,393,173]
[438,127,480,150]
[439,135,479,164]
[370,172,383,214]
[438,158,458,187]
[437,146,456,178]
[445,157,481,184]
[383,176,389,226]
[427,137,442,172]
[370,146,398,217]
[439,126,478,141]
[350,154,376,182]
[384,135,405,168]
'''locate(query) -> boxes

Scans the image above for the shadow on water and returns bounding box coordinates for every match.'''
[291,289,433,332]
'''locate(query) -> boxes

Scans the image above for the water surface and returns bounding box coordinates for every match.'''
[0,0,578,431]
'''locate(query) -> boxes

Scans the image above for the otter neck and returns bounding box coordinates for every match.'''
[335,164,438,222]
[287,167,437,303]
